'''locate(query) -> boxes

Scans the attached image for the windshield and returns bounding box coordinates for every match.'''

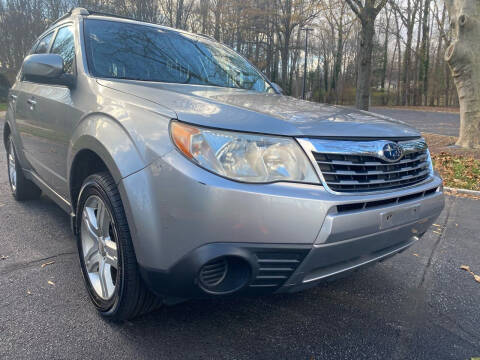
[84,19,272,92]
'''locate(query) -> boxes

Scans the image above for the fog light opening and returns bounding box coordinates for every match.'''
[198,256,251,295]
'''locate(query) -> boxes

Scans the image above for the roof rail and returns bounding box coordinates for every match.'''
[85,10,140,22]
[197,33,216,41]
[47,7,89,29]
[47,9,72,29]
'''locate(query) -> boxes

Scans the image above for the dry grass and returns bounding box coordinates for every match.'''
[423,133,480,191]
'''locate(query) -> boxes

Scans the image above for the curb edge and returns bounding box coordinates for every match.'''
[444,186,480,196]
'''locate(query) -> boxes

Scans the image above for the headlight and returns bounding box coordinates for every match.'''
[170,121,319,184]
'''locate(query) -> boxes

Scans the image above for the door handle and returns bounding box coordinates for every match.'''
[10,94,17,102]
[27,98,37,106]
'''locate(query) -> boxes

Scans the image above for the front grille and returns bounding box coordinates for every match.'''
[312,143,431,193]
[249,251,308,289]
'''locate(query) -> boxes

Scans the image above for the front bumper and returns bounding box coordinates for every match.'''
[119,150,444,299]
[140,189,443,299]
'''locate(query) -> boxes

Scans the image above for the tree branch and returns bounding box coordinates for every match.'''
[375,0,389,15]
[345,0,363,21]
[444,0,455,16]
[388,0,408,26]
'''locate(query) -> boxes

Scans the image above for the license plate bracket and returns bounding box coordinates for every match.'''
[380,204,421,230]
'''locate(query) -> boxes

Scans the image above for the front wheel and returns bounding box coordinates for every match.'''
[76,172,161,320]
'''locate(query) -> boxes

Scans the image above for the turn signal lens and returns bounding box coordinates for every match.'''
[170,121,200,159]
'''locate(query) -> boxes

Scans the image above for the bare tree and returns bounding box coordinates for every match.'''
[419,0,431,105]
[275,0,320,93]
[345,0,388,110]
[444,0,480,148]
[0,0,464,113]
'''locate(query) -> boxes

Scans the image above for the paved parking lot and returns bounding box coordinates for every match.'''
[370,107,460,136]
[1,115,479,359]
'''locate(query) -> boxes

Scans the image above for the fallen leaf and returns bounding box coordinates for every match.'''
[27,291,32,295]
[474,275,480,284]
[433,224,441,227]
[47,280,55,286]
[433,230,442,235]
[41,261,55,268]
[460,265,471,272]
[413,253,419,257]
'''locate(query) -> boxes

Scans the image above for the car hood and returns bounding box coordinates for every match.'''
[97,79,420,139]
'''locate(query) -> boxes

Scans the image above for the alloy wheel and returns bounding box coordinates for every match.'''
[80,195,119,300]
[7,140,17,192]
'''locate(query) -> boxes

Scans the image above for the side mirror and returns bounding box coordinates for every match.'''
[22,54,74,87]
[271,82,283,95]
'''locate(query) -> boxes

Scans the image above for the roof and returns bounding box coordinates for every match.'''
[47,7,215,42]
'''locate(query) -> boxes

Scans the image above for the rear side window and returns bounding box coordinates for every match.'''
[34,32,54,54]
[51,26,75,74]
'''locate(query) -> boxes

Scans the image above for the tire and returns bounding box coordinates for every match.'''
[6,135,41,201]
[76,172,161,321]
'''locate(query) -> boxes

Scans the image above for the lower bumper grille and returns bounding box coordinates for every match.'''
[250,251,308,289]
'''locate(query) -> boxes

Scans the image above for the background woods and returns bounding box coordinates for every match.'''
[0,0,458,109]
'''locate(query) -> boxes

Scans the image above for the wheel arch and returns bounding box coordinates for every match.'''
[68,113,146,213]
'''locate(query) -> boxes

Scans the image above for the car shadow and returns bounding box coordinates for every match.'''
[102,267,413,358]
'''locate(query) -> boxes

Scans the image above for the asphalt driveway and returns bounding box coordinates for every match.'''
[1,116,479,359]
[370,108,460,136]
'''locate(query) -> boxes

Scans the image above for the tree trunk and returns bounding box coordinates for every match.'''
[381,9,390,103]
[176,0,184,29]
[200,0,209,34]
[413,1,423,106]
[213,1,222,41]
[331,13,344,96]
[402,24,414,105]
[444,0,480,148]
[394,10,402,106]
[355,18,375,110]
[346,0,387,111]
[280,31,291,92]
[419,0,431,106]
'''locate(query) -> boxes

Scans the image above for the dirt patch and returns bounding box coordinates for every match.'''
[423,133,480,160]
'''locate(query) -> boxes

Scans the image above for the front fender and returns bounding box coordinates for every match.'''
[68,113,145,188]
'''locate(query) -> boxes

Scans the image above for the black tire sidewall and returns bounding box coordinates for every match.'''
[6,135,41,201]
[6,136,18,197]
[76,175,125,315]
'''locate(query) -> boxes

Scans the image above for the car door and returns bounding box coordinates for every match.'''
[15,31,55,167]
[20,25,81,199]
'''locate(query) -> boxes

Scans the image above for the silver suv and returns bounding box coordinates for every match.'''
[4,8,445,320]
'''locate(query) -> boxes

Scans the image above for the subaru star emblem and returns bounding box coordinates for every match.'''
[382,142,403,162]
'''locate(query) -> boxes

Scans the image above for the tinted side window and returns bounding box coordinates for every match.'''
[51,26,75,74]
[34,32,54,54]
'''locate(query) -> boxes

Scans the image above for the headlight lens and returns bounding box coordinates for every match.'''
[170,121,319,184]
